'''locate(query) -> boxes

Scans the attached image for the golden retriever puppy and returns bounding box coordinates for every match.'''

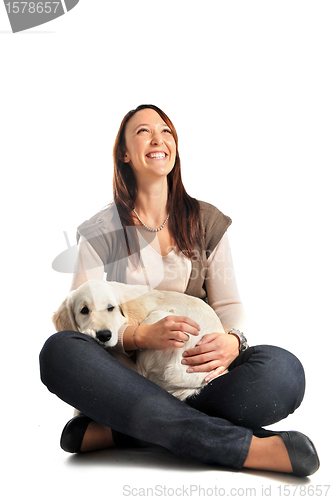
[52,280,226,401]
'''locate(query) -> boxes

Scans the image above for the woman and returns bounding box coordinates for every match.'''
[40,104,319,476]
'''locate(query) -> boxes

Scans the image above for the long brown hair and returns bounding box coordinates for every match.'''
[113,104,203,258]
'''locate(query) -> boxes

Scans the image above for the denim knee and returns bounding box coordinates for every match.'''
[39,330,93,390]
[255,345,306,419]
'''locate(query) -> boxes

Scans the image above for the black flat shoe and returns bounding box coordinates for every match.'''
[60,416,92,453]
[254,429,320,477]
[278,431,320,477]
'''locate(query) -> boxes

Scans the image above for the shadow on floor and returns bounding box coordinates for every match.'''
[65,445,311,485]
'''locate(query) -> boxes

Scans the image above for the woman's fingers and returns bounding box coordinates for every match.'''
[204,366,228,382]
[149,315,201,349]
[181,332,239,375]
[182,350,214,367]
[186,359,223,374]
[169,316,200,334]
[182,341,214,358]
[182,337,219,361]
[165,316,200,342]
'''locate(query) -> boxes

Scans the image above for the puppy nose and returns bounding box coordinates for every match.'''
[96,330,112,343]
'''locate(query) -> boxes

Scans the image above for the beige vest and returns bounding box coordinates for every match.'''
[77,200,231,301]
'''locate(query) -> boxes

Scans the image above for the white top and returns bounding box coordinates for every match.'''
[71,232,248,352]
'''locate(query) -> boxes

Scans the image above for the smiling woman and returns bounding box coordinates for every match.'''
[124,115,175,176]
[113,104,204,260]
[39,104,319,476]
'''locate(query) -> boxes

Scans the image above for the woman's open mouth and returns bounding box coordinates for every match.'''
[146,151,168,159]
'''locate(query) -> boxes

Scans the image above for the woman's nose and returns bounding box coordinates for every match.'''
[151,132,163,145]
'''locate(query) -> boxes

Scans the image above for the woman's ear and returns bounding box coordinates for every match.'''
[123,152,131,163]
[52,295,77,332]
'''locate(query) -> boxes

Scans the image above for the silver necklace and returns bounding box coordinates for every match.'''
[133,208,170,232]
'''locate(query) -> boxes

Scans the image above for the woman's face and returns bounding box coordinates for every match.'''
[123,108,177,183]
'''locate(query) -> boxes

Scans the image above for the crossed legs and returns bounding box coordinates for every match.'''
[39,331,305,472]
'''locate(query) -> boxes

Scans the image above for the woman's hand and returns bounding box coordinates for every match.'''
[181,332,239,382]
[135,316,201,350]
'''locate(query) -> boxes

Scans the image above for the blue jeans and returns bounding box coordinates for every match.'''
[39,331,305,470]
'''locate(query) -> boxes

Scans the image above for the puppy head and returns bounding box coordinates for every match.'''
[52,280,127,347]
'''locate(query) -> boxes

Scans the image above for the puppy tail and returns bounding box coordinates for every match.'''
[52,297,77,332]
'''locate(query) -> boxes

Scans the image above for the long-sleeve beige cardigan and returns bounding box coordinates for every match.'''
[72,200,248,352]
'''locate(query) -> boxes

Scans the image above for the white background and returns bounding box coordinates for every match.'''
[1,1,331,498]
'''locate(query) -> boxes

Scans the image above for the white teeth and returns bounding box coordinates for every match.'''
[147,152,166,158]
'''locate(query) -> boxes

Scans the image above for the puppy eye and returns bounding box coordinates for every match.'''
[107,305,114,312]
[80,306,90,315]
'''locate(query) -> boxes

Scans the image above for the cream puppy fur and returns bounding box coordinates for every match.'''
[52,280,227,401]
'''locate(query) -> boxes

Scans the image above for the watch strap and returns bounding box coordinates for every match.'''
[228,328,248,352]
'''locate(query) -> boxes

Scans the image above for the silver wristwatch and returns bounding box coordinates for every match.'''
[228,328,248,352]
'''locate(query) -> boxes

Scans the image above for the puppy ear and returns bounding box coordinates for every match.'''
[52,296,77,332]
[118,302,131,323]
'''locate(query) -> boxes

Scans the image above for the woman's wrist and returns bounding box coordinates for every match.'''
[228,328,249,352]
[123,324,148,351]
[132,326,141,349]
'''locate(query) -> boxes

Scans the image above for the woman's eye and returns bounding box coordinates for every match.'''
[80,306,89,315]
[107,305,114,312]
[163,129,172,134]
[137,128,149,134]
